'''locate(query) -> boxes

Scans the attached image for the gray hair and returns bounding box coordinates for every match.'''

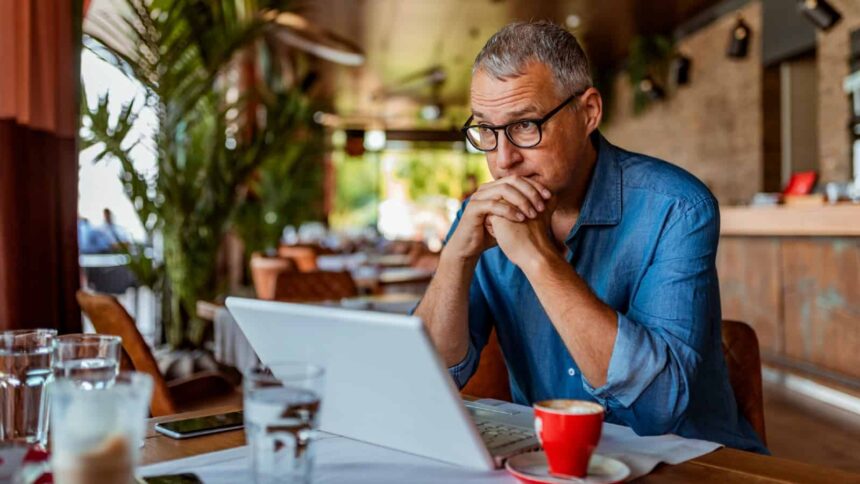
[473,21,592,97]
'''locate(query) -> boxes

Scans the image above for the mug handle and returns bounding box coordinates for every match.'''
[534,416,544,445]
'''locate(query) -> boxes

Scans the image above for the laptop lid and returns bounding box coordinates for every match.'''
[225,297,495,470]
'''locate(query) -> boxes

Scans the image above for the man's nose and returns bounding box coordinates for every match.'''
[493,133,523,171]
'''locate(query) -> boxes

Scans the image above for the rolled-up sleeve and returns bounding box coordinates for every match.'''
[583,197,720,434]
[448,340,479,388]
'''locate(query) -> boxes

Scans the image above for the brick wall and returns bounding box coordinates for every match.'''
[603,0,860,202]
[817,0,860,184]
[602,2,763,206]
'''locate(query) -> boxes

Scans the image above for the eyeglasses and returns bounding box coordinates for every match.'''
[461,92,582,152]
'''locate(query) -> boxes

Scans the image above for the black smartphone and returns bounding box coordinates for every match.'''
[154,411,244,439]
[141,473,203,484]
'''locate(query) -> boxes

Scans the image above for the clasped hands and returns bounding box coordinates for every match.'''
[446,176,559,269]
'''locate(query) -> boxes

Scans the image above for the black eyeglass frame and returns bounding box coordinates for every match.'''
[461,91,583,152]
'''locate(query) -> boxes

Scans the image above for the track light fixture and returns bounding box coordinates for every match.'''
[797,0,842,31]
[726,15,751,59]
[672,54,692,86]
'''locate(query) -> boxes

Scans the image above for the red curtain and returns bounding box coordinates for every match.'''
[0,0,82,332]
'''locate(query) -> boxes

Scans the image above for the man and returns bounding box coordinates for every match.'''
[78,216,112,254]
[98,208,131,250]
[414,21,767,453]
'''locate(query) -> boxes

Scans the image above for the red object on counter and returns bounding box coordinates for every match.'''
[782,171,817,195]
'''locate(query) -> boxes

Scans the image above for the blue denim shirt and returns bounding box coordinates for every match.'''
[447,132,767,454]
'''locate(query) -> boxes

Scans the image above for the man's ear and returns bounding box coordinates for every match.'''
[579,87,603,136]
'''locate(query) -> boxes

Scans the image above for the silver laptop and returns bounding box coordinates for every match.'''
[225,297,539,470]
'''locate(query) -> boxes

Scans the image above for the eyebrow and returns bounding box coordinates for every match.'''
[472,106,540,123]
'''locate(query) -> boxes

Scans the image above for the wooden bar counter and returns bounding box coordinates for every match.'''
[721,204,860,237]
[717,203,860,390]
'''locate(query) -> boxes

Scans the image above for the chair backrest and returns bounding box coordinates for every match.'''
[75,290,177,417]
[277,246,318,271]
[272,270,359,302]
[721,319,767,445]
[461,329,512,402]
[249,253,297,300]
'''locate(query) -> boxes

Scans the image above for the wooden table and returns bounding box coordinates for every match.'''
[142,407,860,482]
[367,253,413,267]
[354,267,434,294]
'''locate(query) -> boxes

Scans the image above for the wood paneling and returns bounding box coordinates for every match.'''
[782,239,860,379]
[306,0,722,115]
[719,234,860,385]
[717,237,782,354]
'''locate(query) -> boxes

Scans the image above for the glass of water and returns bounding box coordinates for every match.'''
[0,329,56,445]
[244,362,325,484]
[53,334,121,389]
[50,371,153,484]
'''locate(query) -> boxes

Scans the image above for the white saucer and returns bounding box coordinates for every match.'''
[506,451,631,484]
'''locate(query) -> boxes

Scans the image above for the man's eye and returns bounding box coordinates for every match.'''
[512,121,536,132]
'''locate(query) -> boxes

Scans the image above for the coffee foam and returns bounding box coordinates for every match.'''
[535,399,603,415]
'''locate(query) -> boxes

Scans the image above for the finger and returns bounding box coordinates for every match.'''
[519,176,552,200]
[505,177,548,212]
[469,199,526,222]
[484,218,495,238]
[472,183,538,219]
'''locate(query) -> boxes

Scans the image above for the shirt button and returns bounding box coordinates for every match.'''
[568,368,576,377]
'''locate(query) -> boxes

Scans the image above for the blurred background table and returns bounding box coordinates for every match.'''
[211,293,422,373]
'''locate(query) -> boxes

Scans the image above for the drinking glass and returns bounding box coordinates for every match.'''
[49,371,152,484]
[244,362,325,484]
[0,329,56,445]
[53,334,121,389]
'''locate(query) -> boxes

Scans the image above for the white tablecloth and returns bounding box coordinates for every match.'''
[140,401,722,483]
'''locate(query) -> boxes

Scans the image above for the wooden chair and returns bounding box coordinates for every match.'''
[721,319,767,445]
[277,245,318,271]
[76,290,237,417]
[461,329,512,401]
[272,270,359,302]
[249,252,296,300]
[460,320,768,445]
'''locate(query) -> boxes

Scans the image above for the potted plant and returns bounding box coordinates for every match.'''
[81,0,314,348]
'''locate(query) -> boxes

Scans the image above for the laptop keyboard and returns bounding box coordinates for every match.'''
[475,419,536,452]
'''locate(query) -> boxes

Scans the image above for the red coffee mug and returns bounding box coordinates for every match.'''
[533,399,604,478]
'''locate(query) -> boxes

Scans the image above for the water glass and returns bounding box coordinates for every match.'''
[0,329,56,445]
[244,363,325,484]
[53,334,121,389]
[50,371,152,484]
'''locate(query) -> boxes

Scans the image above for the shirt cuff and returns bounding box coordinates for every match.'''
[583,312,668,408]
[447,342,479,389]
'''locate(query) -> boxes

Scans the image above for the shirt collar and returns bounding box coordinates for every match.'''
[571,130,622,228]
